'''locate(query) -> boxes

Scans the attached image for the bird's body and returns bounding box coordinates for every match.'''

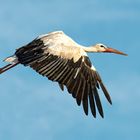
[0,31,127,118]
[36,31,87,62]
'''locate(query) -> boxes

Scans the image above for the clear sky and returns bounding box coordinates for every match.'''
[0,0,140,140]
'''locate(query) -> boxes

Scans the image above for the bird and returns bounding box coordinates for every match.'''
[0,31,127,118]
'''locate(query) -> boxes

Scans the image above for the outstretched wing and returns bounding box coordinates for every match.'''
[15,34,112,118]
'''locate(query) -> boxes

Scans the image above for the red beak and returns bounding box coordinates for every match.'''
[105,48,128,56]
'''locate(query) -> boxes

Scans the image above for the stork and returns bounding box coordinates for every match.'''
[0,31,127,118]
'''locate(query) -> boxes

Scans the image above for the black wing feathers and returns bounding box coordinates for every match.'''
[15,39,112,118]
[89,85,96,118]
[15,39,44,65]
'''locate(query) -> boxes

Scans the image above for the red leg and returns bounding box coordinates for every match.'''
[0,63,19,74]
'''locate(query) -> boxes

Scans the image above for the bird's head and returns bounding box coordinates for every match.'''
[94,43,127,56]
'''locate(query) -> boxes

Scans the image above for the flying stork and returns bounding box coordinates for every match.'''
[0,31,127,118]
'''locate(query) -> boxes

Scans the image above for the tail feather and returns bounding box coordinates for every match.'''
[4,55,18,64]
[0,55,19,74]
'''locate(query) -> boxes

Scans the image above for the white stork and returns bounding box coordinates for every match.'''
[0,31,127,118]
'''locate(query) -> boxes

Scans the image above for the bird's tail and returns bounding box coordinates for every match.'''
[0,55,19,74]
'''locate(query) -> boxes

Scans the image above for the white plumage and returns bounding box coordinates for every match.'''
[4,55,18,64]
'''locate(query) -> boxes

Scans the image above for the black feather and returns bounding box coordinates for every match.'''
[89,84,96,118]
[36,55,56,71]
[43,58,64,77]
[39,58,61,75]
[82,82,89,115]
[76,77,84,106]
[71,72,81,98]
[100,82,112,104]
[58,83,64,91]
[93,87,104,118]
[60,68,73,83]
[52,60,69,81]
[57,66,71,83]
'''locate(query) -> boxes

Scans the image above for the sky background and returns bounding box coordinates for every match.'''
[0,0,140,140]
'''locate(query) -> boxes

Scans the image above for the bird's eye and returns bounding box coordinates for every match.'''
[100,45,105,48]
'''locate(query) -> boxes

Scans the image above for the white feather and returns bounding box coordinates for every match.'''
[91,65,96,71]
[4,55,18,64]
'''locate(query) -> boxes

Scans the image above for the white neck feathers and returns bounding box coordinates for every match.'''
[82,46,98,53]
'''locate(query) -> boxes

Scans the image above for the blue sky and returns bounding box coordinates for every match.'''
[0,0,140,140]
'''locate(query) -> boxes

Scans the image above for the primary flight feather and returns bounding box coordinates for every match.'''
[0,31,127,118]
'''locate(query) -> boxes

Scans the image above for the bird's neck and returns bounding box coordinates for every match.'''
[82,46,98,53]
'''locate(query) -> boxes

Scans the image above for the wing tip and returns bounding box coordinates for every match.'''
[58,83,64,91]
[99,112,104,118]
[99,82,112,105]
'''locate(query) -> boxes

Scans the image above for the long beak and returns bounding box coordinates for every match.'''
[105,48,128,56]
